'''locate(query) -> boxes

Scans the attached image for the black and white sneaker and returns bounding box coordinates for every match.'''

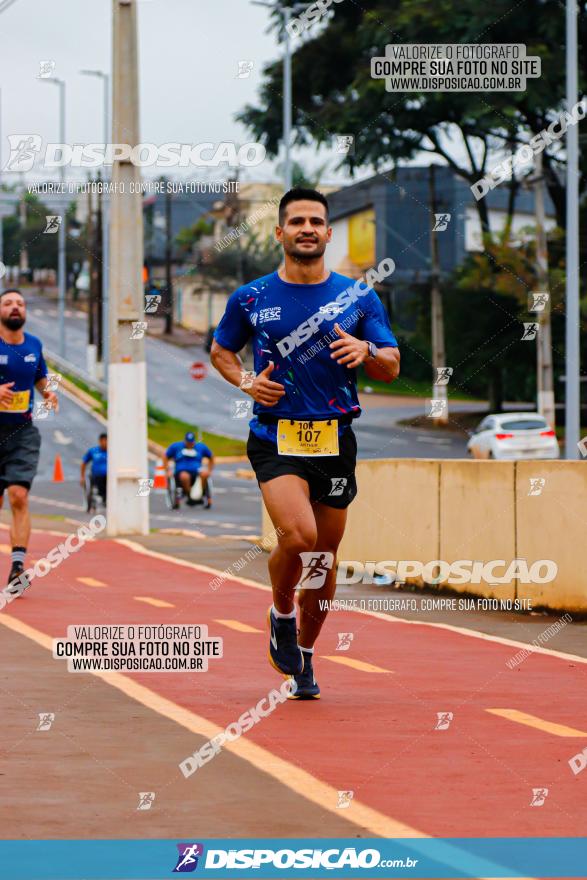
[267,606,304,676]
[6,563,29,598]
[288,649,321,700]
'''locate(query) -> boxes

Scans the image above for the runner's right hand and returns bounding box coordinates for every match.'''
[0,382,15,408]
[246,362,285,407]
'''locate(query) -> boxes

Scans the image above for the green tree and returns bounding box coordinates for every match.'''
[238,0,587,232]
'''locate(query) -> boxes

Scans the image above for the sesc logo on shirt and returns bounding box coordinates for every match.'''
[24,353,36,363]
[259,306,281,324]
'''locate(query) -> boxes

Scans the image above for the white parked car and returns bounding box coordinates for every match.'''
[467,412,560,460]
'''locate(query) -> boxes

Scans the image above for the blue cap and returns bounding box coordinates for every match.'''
[185,431,196,442]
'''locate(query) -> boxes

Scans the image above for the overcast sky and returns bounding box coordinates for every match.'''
[0,0,360,186]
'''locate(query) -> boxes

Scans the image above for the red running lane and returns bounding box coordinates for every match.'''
[4,531,587,838]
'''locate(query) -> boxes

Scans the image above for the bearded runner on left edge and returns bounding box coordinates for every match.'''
[0,289,59,595]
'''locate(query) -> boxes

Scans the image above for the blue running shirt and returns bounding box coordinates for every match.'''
[83,446,108,478]
[166,441,213,473]
[214,271,398,442]
[0,332,48,425]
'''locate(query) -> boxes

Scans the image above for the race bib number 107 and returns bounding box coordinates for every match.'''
[277,419,339,457]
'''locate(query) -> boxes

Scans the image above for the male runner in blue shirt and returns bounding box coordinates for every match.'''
[0,289,59,593]
[211,188,400,699]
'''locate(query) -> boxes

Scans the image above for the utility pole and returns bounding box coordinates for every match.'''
[164,185,173,334]
[107,0,149,535]
[40,77,67,356]
[251,1,299,191]
[428,164,448,424]
[95,175,104,362]
[565,0,580,458]
[80,69,111,382]
[0,87,3,270]
[87,185,95,346]
[18,190,29,281]
[532,151,555,429]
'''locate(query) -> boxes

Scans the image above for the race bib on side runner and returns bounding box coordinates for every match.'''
[277,419,339,457]
[2,390,30,413]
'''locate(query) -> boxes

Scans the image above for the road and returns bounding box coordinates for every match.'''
[1,525,585,855]
[31,386,261,538]
[25,292,477,459]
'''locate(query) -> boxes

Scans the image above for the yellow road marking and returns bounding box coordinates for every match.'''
[0,613,419,840]
[214,619,262,633]
[321,655,393,674]
[0,610,536,877]
[76,577,107,588]
[134,596,175,608]
[486,708,587,737]
[0,543,11,555]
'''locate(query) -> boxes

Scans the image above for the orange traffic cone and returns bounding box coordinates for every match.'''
[53,454,64,482]
[153,459,167,490]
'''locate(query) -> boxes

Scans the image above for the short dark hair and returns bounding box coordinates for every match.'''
[99,432,107,440]
[0,288,23,298]
[278,188,329,226]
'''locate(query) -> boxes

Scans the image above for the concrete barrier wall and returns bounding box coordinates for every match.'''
[516,461,587,612]
[439,461,516,600]
[261,458,587,612]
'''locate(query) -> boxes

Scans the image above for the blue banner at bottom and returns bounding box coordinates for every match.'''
[0,837,585,879]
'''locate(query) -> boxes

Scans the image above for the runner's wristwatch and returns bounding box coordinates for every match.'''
[366,342,378,360]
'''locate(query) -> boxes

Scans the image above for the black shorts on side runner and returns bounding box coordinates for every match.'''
[0,422,41,495]
[247,428,358,509]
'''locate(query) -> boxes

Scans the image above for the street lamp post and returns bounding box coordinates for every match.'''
[565,0,580,459]
[80,69,111,382]
[251,2,309,192]
[40,76,67,357]
[0,87,3,268]
[282,6,292,191]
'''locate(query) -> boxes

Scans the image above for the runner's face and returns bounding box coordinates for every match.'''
[0,293,26,330]
[277,200,331,261]
[99,438,107,450]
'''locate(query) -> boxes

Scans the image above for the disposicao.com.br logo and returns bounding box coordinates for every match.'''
[197,846,417,871]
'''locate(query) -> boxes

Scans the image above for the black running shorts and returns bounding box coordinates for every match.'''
[0,421,41,494]
[247,427,358,509]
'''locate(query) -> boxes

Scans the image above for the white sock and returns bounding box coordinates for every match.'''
[272,604,296,620]
[299,645,314,654]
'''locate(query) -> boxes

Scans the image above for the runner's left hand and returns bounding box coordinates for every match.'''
[43,390,59,413]
[329,324,369,368]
